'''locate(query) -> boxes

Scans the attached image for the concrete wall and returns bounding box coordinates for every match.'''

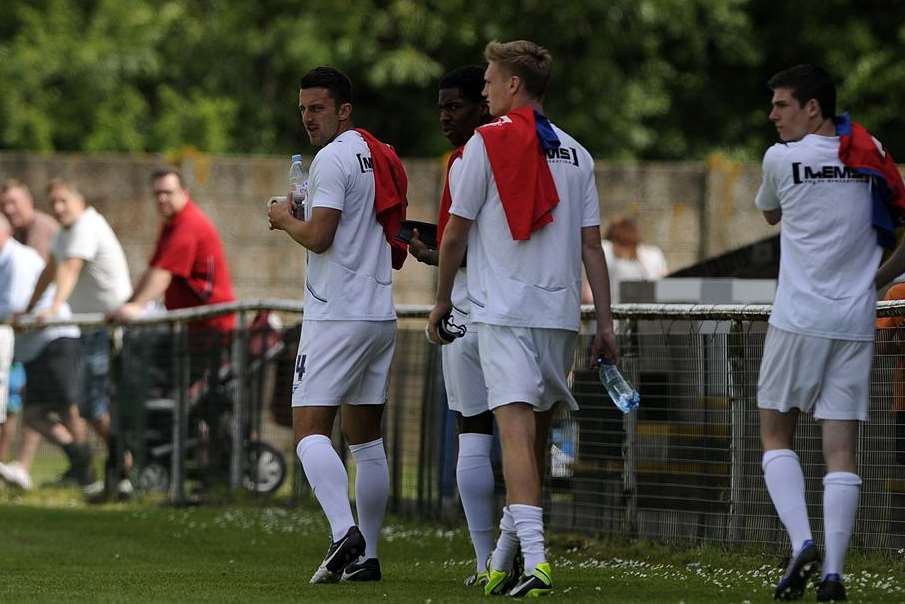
[0,151,782,305]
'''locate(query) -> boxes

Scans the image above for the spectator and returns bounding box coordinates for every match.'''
[109,168,236,482]
[581,216,668,304]
[0,213,97,493]
[1,179,59,262]
[25,180,133,495]
[0,179,59,485]
[876,281,905,465]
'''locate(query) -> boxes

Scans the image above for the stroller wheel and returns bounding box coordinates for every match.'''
[138,463,170,493]
[242,442,287,495]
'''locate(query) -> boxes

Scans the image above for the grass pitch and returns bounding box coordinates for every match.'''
[1,486,903,603]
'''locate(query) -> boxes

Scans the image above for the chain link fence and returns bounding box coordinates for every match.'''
[5,300,905,552]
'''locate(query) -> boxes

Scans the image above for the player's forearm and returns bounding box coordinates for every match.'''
[283,218,330,253]
[435,221,469,304]
[876,242,905,289]
[582,238,614,325]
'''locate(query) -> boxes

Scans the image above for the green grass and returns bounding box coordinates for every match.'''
[1,487,903,603]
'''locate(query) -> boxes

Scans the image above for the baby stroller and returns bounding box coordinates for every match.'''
[130,312,288,496]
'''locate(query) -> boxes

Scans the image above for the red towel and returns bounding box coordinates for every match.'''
[353,128,409,269]
[437,147,464,246]
[477,106,559,240]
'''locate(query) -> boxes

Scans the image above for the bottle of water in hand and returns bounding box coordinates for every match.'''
[597,357,640,414]
[289,154,307,219]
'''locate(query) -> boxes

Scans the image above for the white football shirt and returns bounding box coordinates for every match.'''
[303,129,395,321]
[449,123,600,332]
[52,207,132,313]
[755,134,881,340]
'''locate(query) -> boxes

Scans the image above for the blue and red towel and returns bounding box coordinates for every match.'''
[477,106,561,240]
[836,113,905,249]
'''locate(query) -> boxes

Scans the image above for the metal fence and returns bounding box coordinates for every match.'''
[6,300,905,553]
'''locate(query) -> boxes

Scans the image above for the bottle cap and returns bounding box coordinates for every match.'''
[291,154,302,163]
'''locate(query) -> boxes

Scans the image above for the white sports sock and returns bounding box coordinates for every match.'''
[510,504,545,574]
[823,472,861,578]
[762,449,813,554]
[490,506,519,573]
[297,435,355,543]
[349,438,389,560]
[456,433,496,573]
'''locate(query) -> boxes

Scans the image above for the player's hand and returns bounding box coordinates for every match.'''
[592,319,619,365]
[427,300,452,345]
[107,302,142,323]
[409,229,434,265]
[268,197,293,231]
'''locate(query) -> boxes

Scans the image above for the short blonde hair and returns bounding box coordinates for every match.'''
[1,178,32,197]
[484,40,552,100]
[46,177,87,198]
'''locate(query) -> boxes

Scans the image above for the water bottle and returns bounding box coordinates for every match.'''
[289,154,307,219]
[597,358,640,414]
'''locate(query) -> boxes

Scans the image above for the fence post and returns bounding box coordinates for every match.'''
[170,321,188,504]
[230,310,248,493]
[727,319,746,543]
[623,318,639,536]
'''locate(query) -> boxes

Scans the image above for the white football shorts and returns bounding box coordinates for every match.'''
[477,324,578,412]
[291,319,396,407]
[441,322,488,417]
[757,325,872,422]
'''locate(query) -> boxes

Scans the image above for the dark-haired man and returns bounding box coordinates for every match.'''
[268,66,407,584]
[428,41,617,597]
[756,64,905,602]
[409,64,496,588]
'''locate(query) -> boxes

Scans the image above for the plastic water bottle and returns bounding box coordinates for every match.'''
[597,358,640,414]
[289,154,307,219]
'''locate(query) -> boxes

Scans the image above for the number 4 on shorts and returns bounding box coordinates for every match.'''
[296,354,307,382]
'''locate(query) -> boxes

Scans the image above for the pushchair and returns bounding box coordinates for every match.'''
[126,312,289,496]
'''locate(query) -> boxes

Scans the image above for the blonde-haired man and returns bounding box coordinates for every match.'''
[428,39,617,596]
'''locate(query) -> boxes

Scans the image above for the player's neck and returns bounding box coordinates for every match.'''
[809,117,835,137]
[509,95,544,115]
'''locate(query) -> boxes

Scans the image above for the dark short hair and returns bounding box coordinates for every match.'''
[484,40,552,100]
[151,167,185,188]
[768,64,836,118]
[300,66,353,106]
[439,65,486,104]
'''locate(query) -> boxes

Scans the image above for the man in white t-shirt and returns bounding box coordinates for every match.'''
[408,64,497,588]
[428,40,617,597]
[268,66,407,584]
[24,180,132,495]
[755,64,905,602]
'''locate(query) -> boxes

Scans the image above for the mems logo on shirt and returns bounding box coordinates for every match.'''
[546,147,579,166]
[791,163,867,184]
[356,153,374,174]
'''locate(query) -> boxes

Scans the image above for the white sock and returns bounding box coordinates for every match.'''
[349,438,389,560]
[490,506,519,573]
[456,433,496,573]
[762,449,812,554]
[510,504,545,574]
[297,435,355,542]
[823,472,861,578]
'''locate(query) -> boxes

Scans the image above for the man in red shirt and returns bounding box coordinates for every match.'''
[110,168,236,484]
[110,168,235,333]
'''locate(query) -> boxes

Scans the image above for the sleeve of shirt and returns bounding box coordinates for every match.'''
[755,145,782,211]
[581,151,601,228]
[150,225,197,278]
[57,217,99,261]
[309,147,347,212]
[449,133,489,220]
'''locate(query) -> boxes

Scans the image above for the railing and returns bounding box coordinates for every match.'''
[6,300,905,552]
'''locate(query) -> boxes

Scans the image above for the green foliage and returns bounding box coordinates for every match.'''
[0,0,903,159]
